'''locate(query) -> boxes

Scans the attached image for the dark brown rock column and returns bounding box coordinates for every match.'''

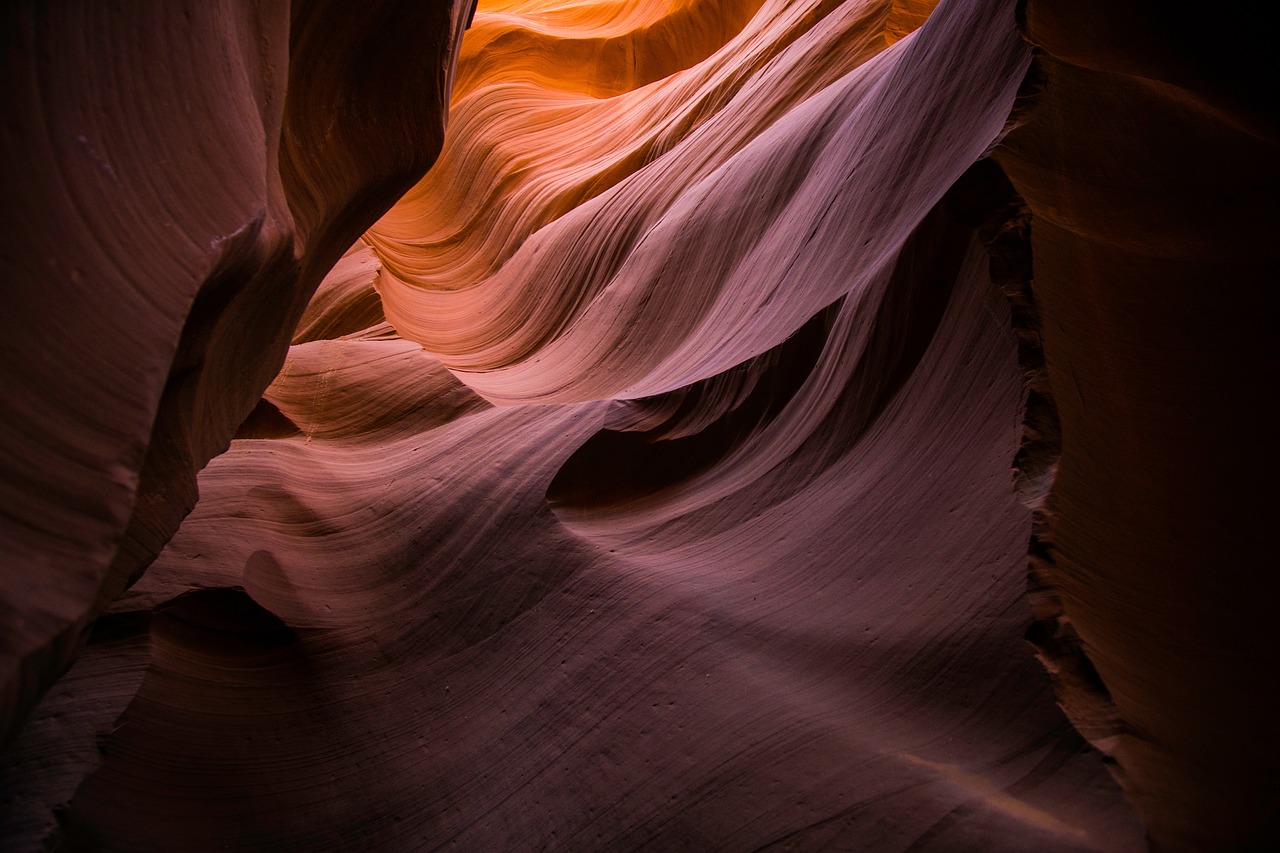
[997,2,1280,848]
[0,0,474,749]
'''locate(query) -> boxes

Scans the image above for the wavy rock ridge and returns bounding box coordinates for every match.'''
[2,0,1275,850]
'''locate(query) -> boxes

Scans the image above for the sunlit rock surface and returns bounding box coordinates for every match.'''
[2,0,1272,850]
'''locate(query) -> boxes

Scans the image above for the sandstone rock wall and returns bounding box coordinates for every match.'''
[3,0,1273,849]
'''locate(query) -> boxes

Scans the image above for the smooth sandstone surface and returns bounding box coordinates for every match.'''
[995,1,1279,848]
[2,0,1272,850]
[1,0,475,752]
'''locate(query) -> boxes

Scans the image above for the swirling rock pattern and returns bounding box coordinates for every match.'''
[1,0,474,752]
[2,0,1271,850]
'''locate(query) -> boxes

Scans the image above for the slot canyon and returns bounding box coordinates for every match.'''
[2,0,1275,850]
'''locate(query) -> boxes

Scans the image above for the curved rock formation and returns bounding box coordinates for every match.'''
[0,0,474,750]
[2,0,1273,850]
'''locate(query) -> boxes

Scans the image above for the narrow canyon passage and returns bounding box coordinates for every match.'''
[3,0,1275,850]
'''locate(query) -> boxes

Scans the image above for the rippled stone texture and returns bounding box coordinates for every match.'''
[1,0,474,752]
[2,0,1271,850]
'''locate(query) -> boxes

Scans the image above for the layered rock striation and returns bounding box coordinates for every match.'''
[1,0,475,752]
[2,0,1273,850]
